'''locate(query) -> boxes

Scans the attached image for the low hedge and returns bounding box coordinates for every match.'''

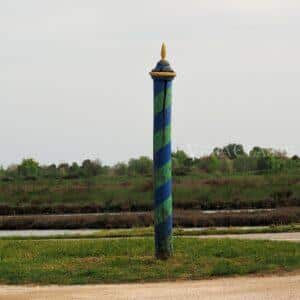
[0,207,299,229]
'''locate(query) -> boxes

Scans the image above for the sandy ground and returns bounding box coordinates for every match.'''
[196,232,300,242]
[0,274,299,300]
[0,230,300,241]
[0,232,299,299]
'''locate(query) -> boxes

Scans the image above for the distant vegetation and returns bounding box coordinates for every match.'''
[1,144,299,181]
[0,144,299,228]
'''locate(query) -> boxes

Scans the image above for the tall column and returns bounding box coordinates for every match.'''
[150,43,176,260]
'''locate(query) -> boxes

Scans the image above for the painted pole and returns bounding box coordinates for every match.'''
[150,43,176,260]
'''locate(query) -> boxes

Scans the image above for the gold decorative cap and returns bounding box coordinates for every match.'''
[161,42,167,60]
[150,42,176,79]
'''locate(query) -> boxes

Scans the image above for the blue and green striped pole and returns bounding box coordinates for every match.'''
[150,43,176,260]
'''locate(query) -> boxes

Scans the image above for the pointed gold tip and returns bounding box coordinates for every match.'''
[161,43,166,60]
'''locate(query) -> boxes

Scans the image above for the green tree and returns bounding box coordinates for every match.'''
[172,150,193,166]
[222,144,245,159]
[69,162,80,178]
[58,163,69,178]
[128,156,152,175]
[249,147,290,173]
[18,158,40,178]
[172,150,193,175]
[213,147,223,157]
[250,147,273,158]
[233,156,258,173]
[6,164,18,178]
[42,164,57,178]
[207,155,221,173]
[81,159,102,177]
[0,166,4,178]
[114,162,128,176]
[195,155,222,174]
[257,156,284,172]
[219,158,234,174]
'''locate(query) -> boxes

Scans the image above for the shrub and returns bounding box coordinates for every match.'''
[0,208,299,229]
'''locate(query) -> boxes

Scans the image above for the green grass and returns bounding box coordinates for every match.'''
[0,238,300,284]
[0,171,299,214]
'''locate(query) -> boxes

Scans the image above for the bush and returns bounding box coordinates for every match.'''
[18,158,40,178]
[0,208,299,229]
[128,157,152,175]
[113,162,128,176]
[233,156,258,173]
[222,144,245,159]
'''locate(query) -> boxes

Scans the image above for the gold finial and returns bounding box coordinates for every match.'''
[161,42,166,60]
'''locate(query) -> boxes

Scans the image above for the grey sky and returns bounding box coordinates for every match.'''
[0,1,299,166]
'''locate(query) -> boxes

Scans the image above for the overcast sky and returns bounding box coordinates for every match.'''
[0,1,299,166]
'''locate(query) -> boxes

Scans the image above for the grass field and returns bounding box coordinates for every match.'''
[0,172,299,215]
[0,238,300,284]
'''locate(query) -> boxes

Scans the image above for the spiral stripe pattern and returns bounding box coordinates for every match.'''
[153,79,173,259]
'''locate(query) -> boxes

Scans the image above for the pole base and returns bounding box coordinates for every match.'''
[155,238,173,260]
[155,252,173,260]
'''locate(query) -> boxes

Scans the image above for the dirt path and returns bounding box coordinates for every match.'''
[196,232,300,242]
[0,274,299,300]
[1,230,300,242]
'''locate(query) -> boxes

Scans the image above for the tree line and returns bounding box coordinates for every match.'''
[0,144,299,181]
